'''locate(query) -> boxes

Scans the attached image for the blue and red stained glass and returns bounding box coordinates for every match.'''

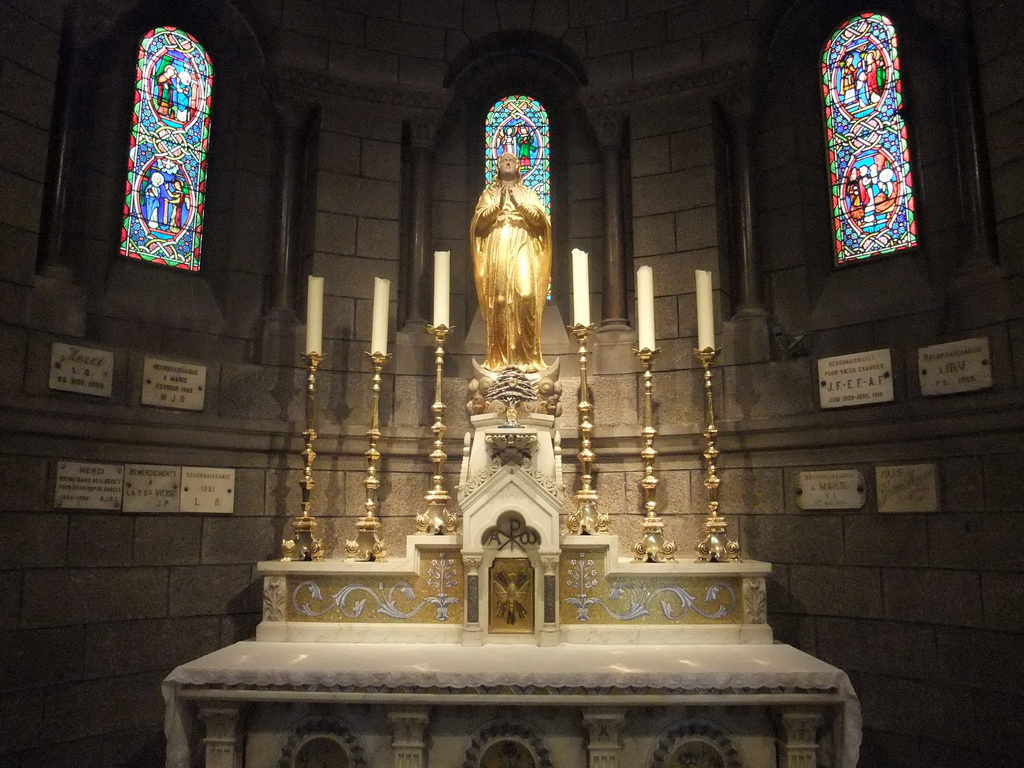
[485,95,550,213]
[822,14,916,266]
[120,27,213,271]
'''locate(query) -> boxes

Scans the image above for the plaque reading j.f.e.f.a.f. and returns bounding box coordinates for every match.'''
[49,343,113,397]
[797,470,866,509]
[141,357,207,411]
[54,461,124,509]
[817,349,894,409]
[918,337,992,396]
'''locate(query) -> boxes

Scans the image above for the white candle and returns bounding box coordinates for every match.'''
[572,248,590,327]
[433,251,450,328]
[305,275,324,355]
[695,269,715,351]
[636,265,656,351]
[370,277,390,356]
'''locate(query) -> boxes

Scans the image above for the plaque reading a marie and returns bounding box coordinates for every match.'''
[817,349,893,409]
[123,464,181,513]
[918,337,991,396]
[179,467,235,514]
[797,470,866,510]
[49,343,113,397]
[489,558,534,634]
[141,357,207,411]
[54,461,124,510]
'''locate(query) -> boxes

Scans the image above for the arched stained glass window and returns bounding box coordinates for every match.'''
[822,13,916,266]
[120,27,213,271]
[485,95,550,213]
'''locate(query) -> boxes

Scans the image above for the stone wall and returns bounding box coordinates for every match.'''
[1,1,1023,767]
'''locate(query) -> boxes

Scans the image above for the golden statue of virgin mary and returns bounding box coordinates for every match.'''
[470,152,552,372]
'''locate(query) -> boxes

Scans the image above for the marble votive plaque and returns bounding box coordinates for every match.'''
[180,467,235,514]
[123,464,181,513]
[797,470,866,510]
[918,337,991,396]
[54,461,124,510]
[141,357,207,411]
[876,464,938,513]
[817,348,893,409]
[48,343,113,397]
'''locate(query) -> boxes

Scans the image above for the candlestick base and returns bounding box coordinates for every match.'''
[632,515,677,563]
[695,515,741,563]
[283,513,325,562]
[567,491,608,535]
[417,497,459,535]
[345,514,388,562]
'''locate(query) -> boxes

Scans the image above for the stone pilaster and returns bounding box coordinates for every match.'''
[583,708,625,768]
[388,707,430,768]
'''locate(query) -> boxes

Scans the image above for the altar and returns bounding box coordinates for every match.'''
[163,162,859,768]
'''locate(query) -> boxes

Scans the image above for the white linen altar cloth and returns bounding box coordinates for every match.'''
[164,641,860,768]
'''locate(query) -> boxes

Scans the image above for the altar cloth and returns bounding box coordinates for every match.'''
[164,641,860,767]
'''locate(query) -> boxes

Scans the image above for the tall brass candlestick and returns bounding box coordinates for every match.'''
[567,323,607,534]
[417,325,459,534]
[283,352,326,561]
[694,348,740,562]
[632,347,677,562]
[346,351,390,561]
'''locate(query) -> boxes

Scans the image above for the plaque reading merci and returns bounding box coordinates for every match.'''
[180,467,235,513]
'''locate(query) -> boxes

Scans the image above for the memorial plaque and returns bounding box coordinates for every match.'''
[180,467,235,514]
[918,337,991,396]
[817,348,893,409]
[123,464,181,513]
[876,464,938,513]
[797,470,866,510]
[49,343,113,397]
[54,461,124,510]
[141,357,207,411]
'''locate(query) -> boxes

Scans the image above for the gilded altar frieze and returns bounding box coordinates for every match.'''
[286,549,463,623]
[560,551,741,625]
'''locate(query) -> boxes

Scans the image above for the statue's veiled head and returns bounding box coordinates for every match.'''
[496,152,521,181]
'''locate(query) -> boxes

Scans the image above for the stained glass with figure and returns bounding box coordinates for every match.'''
[822,13,916,265]
[485,95,550,213]
[120,27,213,271]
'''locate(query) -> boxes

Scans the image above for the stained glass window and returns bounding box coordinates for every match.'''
[485,95,550,213]
[821,13,916,266]
[120,27,213,271]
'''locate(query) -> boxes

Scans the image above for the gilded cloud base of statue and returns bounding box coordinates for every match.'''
[471,152,552,373]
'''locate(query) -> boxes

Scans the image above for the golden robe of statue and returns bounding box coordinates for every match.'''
[471,152,552,372]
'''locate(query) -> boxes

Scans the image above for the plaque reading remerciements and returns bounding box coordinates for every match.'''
[180,467,235,514]
[817,349,893,409]
[141,357,207,411]
[918,337,991,396]
[123,464,181,513]
[49,343,113,397]
[797,470,866,509]
[54,461,124,510]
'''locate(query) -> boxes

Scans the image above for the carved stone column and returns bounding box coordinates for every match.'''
[388,707,430,768]
[774,708,823,768]
[946,10,1006,328]
[583,708,625,768]
[592,111,636,374]
[28,4,87,336]
[596,112,628,329]
[199,705,246,768]
[402,120,435,331]
[539,552,560,646]
[262,99,316,363]
[720,92,771,363]
[462,553,483,646]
